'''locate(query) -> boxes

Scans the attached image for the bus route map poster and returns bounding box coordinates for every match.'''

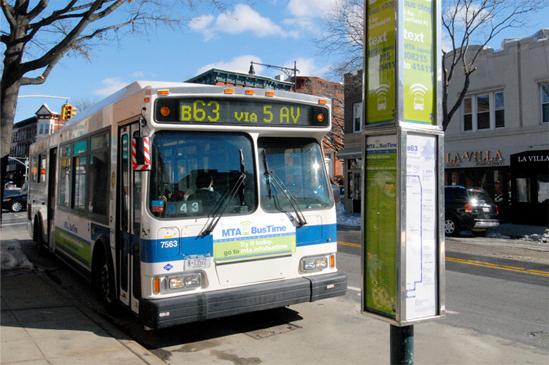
[364,135,398,318]
[366,0,396,125]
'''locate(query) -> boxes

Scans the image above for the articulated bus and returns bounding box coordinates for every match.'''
[28,81,347,329]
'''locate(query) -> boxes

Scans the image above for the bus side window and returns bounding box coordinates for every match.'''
[72,139,89,211]
[58,145,72,208]
[38,154,47,183]
[30,156,38,183]
[89,131,110,219]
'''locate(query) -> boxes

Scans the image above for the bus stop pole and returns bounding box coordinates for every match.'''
[390,325,414,365]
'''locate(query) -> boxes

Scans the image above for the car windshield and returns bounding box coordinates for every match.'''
[149,132,256,218]
[259,137,332,212]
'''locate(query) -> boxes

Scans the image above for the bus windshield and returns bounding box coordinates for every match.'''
[259,137,332,212]
[149,132,256,218]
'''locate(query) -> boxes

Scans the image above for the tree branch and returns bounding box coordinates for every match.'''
[28,0,48,20]
[1,0,16,27]
[20,59,57,85]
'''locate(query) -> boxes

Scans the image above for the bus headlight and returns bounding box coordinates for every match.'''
[168,273,202,290]
[300,255,334,273]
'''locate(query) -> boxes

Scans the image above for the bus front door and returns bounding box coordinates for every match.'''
[117,123,142,313]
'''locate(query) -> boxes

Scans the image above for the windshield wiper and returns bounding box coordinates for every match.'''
[262,150,307,227]
[200,149,247,237]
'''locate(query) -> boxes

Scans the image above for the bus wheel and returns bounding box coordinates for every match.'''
[33,218,46,255]
[93,248,117,313]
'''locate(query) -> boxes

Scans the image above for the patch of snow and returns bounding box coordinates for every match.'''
[1,240,33,271]
[486,232,511,239]
[336,202,361,227]
[520,231,549,245]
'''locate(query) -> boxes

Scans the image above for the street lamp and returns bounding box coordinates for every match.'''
[8,156,29,184]
[249,61,300,91]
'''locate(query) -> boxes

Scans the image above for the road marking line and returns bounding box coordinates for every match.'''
[445,256,549,277]
[348,286,361,292]
[337,241,549,278]
[339,241,361,249]
[445,310,460,315]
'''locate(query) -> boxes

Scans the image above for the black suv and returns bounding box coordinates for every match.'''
[444,186,499,236]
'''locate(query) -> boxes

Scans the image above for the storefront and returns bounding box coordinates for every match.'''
[445,145,549,225]
[510,150,549,226]
[445,148,512,221]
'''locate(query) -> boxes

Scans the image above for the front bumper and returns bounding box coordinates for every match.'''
[140,271,347,329]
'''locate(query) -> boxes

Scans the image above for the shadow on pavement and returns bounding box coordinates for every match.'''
[8,236,305,355]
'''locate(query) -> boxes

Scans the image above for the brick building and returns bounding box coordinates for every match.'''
[7,104,62,186]
[187,69,344,179]
[339,70,363,213]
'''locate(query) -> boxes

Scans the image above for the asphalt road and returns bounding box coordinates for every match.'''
[337,228,549,349]
[2,211,548,363]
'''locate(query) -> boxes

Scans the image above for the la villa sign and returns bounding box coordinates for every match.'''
[445,150,504,168]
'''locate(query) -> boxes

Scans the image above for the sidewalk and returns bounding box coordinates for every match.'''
[0,229,163,365]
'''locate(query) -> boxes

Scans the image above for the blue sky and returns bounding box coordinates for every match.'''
[8,0,549,122]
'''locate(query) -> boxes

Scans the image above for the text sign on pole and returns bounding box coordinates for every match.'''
[366,0,396,125]
[402,0,436,125]
[363,0,444,326]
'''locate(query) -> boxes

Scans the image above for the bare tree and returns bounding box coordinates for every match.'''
[0,0,225,214]
[316,0,547,130]
[442,0,547,130]
[317,0,363,77]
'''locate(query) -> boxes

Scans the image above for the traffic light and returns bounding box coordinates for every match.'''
[61,103,77,121]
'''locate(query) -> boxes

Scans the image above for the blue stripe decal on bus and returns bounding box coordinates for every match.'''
[140,235,213,263]
[140,224,337,263]
[296,223,337,247]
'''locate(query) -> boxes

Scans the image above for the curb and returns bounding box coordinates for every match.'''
[37,267,165,365]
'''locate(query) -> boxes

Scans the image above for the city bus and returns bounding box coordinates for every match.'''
[28,81,347,329]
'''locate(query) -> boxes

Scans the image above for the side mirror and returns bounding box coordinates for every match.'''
[132,136,151,171]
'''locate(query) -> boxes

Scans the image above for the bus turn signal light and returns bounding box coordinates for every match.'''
[224,88,234,94]
[245,89,255,95]
[318,99,327,105]
[329,254,335,268]
[157,89,169,95]
[153,277,161,294]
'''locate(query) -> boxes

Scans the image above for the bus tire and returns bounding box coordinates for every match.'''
[92,245,118,313]
[33,217,46,255]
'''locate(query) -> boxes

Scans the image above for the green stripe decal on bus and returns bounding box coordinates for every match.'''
[214,234,296,263]
[55,227,92,268]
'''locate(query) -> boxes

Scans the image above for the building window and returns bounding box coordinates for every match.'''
[463,91,504,131]
[463,97,472,130]
[353,102,362,132]
[542,83,549,123]
[495,91,504,128]
[477,94,490,129]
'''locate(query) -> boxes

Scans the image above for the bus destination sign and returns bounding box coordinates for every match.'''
[155,98,329,128]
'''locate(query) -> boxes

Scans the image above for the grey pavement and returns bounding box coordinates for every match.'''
[0,223,163,365]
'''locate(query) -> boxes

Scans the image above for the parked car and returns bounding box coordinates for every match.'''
[444,186,499,236]
[2,188,27,212]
